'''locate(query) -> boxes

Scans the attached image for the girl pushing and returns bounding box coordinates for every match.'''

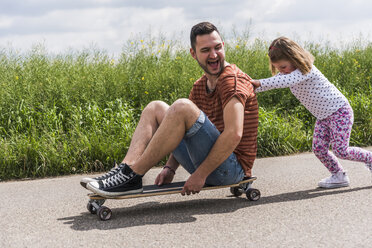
[251,37,372,188]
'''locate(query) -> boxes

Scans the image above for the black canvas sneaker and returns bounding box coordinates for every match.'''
[80,162,120,189]
[87,163,143,197]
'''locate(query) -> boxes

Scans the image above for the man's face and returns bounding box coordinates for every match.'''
[190,31,225,76]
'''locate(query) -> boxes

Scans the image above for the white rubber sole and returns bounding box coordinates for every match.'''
[80,178,97,189]
[86,182,143,197]
[318,182,350,189]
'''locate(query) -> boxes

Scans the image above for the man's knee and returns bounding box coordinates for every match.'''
[141,100,169,122]
[145,100,168,110]
[170,99,198,114]
[142,100,168,114]
[168,99,200,127]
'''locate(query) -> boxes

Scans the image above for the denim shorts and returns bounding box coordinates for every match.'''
[172,111,244,186]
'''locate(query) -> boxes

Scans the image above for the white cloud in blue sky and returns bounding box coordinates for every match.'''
[1,0,372,55]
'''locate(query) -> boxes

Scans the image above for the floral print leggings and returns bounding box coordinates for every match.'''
[312,104,372,174]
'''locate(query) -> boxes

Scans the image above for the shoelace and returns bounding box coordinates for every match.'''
[327,173,344,183]
[94,162,124,180]
[329,174,337,182]
[102,169,132,188]
[95,166,120,180]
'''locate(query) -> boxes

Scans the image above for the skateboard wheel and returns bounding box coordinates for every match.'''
[246,188,261,201]
[87,202,97,214]
[230,186,243,196]
[98,206,112,221]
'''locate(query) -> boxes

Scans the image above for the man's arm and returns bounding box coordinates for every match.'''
[155,154,180,185]
[181,97,244,195]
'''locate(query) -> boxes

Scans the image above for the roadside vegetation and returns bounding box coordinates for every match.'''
[0,35,371,180]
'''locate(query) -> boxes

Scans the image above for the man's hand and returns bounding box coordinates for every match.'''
[181,173,206,196]
[249,79,261,89]
[154,167,175,185]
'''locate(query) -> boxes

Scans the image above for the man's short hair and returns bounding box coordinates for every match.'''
[190,22,221,50]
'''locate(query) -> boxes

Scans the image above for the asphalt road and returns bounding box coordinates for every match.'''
[1,147,372,248]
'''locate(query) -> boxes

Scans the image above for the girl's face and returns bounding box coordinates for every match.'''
[272,60,296,74]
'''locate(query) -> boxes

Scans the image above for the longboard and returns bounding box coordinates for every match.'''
[86,177,260,220]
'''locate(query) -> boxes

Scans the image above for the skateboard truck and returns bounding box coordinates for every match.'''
[87,199,112,221]
[230,177,261,201]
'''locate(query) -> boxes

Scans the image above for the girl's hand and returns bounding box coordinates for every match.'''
[249,79,261,89]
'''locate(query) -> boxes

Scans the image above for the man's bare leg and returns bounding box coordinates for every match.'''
[122,100,169,165]
[85,98,200,196]
[131,99,200,175]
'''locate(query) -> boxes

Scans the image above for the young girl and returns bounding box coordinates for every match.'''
[250,36,372,188]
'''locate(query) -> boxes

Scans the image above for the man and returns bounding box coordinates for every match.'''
[81,22,259,196]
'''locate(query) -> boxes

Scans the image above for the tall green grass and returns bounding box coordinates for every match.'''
[0,36,371,180]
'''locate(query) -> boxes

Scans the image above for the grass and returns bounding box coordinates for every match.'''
[0,35,371,180]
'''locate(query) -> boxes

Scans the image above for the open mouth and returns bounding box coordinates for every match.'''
[208,60,219,70]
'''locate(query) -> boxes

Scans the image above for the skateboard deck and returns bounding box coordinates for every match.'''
[89,176,257,200]
[86,177,260,221]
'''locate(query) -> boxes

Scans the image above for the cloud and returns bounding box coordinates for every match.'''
[244,0,372,24]
[0,4,190,54]
[1,0,372,54]
[0,0,124,16]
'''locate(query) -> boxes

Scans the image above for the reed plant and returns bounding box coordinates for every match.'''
[0,35,370,180]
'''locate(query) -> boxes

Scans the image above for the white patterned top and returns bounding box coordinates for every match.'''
[256,65,349,120]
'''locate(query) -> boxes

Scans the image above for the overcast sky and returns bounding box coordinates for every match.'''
[1,0,372,55]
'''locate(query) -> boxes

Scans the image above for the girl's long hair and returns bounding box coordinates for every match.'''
[268,37,314,75]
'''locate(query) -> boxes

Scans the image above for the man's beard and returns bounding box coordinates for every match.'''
[196,57,225,76]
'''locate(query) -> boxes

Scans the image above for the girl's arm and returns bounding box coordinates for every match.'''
[254,69,308,92]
